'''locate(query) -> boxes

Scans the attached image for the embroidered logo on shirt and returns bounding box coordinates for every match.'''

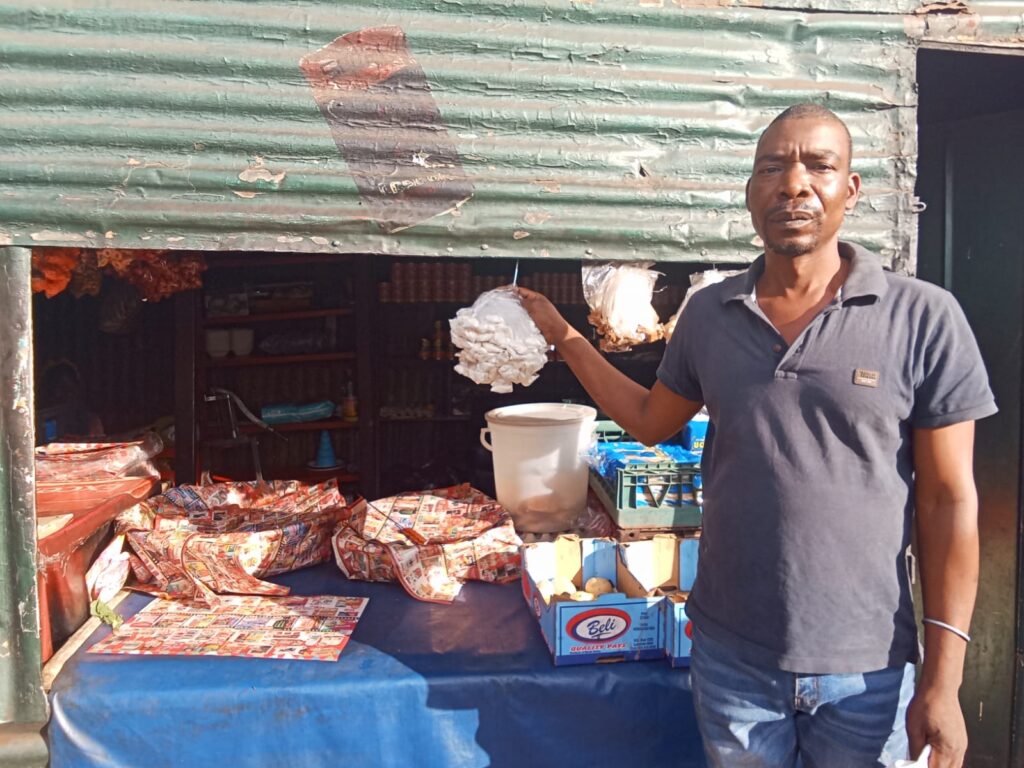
[853,369,880,388]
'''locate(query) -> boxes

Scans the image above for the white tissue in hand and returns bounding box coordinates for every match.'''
[450,287,549,393]
[889,746,930,768]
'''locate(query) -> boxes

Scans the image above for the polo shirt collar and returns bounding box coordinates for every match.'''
[721,241,888,305]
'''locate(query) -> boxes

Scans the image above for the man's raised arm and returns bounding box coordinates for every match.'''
[517,286,702,445]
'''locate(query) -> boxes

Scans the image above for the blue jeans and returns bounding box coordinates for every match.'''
[690,627,915,768]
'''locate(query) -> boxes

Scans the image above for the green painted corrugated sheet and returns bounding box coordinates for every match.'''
[0,0,922,265]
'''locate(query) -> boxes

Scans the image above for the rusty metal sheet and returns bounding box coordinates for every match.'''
[0,0,924,266]
[915,1,1024,50]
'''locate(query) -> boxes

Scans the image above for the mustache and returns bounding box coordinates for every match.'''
[767,204,819,220]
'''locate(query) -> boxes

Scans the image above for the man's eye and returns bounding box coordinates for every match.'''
[815,164,835,172]
[759,166,780,174]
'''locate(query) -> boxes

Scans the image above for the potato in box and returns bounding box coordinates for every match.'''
[617,534,700,667]
[521,534,670,666]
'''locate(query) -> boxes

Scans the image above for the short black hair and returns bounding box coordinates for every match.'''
[761,103,853,166]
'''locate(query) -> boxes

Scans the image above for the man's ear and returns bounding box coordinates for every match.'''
[845,172,861,211]
[745,177,752,211]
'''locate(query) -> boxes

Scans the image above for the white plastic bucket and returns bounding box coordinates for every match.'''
[480,403,597,533]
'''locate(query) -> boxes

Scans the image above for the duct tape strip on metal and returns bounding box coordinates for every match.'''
[0,0,920,265]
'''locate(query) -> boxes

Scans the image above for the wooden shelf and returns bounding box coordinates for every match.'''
[381,357,458,364]
[380,415,470,423]
[204,352,356,368]
[265,468,360,483]
[239,419,358,434]
[203,308,354,326]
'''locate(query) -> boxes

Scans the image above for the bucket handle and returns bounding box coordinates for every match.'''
[479,428,494,452]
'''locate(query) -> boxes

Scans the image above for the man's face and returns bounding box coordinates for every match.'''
[745,117,860,258]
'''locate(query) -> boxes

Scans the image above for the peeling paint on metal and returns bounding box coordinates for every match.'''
[29,231,85,242]
[916,0,1024,47]
[300,26,475,233]
[238,161,287,186]
[915,1,971,15]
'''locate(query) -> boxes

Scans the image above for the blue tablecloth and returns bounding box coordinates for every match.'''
[47,563,706,768]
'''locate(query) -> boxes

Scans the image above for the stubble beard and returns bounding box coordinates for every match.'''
[761,221,822,258]
[767,238,816,257]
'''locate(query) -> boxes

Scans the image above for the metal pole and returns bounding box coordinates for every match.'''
[0,247,48,766]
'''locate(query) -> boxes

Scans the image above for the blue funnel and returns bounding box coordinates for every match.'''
[312,430,338,469]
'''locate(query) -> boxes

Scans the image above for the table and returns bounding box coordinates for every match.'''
[47,563,706,768]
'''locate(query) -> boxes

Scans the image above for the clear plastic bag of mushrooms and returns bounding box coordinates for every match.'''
[450,287,549,393]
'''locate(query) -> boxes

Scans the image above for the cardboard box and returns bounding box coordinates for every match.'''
[617,535,700,667]
[521,535,667,666]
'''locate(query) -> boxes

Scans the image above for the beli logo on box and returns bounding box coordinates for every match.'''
[567,609,631,643]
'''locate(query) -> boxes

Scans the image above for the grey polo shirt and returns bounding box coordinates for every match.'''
[657,241,997,674]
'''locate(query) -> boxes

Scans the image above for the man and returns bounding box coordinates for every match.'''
[518,104,996,767]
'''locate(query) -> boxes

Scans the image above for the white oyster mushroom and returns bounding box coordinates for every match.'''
[450,288,549,393]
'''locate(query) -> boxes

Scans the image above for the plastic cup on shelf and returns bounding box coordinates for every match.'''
[230,328,254,357]
[205,329,230,358]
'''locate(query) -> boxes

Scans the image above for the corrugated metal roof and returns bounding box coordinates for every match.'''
[0,0,922,265]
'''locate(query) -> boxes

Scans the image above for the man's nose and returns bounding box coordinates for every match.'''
[778,164,811,198]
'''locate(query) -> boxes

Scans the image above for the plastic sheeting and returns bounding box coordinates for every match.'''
[47,563,705,768]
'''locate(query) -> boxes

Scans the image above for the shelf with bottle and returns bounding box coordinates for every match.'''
[202,307,355,326]
[204,351,356,368]
[375,260,586,305]
[379,415,470,423]
[238,419,358,435]
[184,254,377,494]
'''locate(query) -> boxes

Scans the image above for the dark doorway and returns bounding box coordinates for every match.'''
[916,47,1024,768]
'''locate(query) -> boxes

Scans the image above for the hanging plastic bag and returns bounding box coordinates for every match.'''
[450,287,549,394]
[664,268,745,340]
[582,262,664,352]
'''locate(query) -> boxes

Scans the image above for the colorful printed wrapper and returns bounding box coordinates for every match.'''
[89,594,368,661]
[117,479,351,604]
[333,484,522,603]
[35,434,163,483]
